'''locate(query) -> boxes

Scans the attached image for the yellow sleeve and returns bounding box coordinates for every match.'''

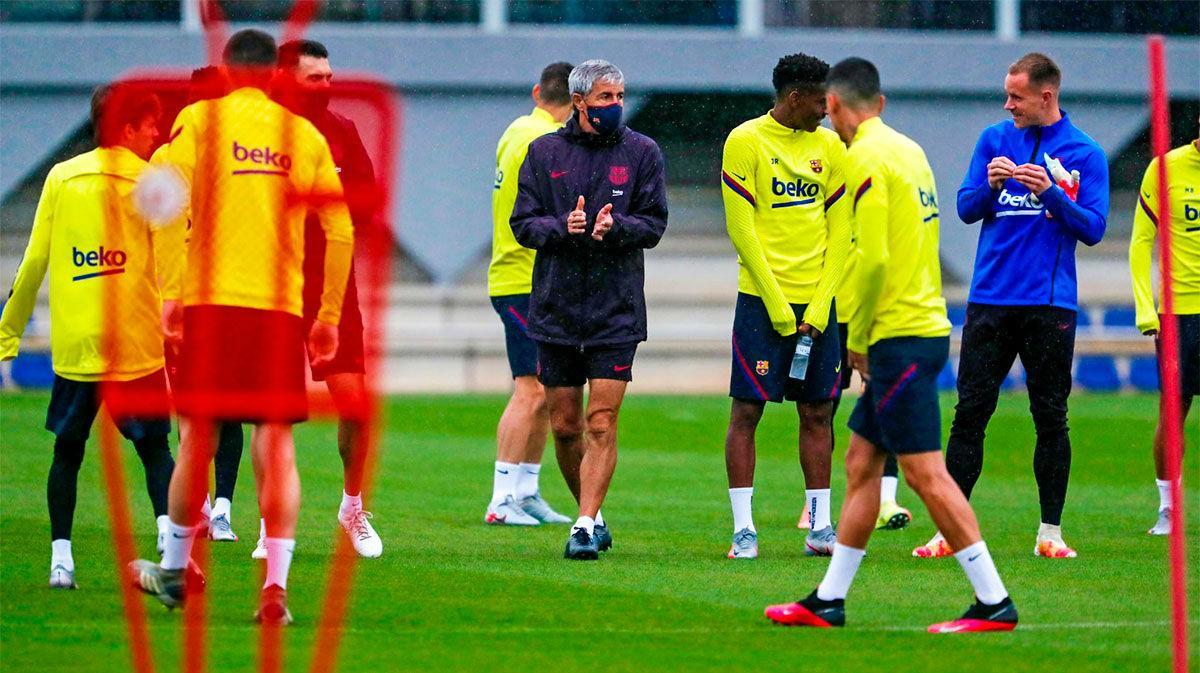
[846,149,890,353]
[802,136,851,333]
[721,129,796,336]
[0,168,57,359]
[148,144,189,300]
[161,105,197,190]
[311,134,353,325]
[1130,161,1159,334]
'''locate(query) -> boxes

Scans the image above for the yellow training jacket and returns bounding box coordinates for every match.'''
[0,147,167,381]
[1130,141,1200,333]
[489,107,561,296]
[843,117,951,353]
[721,112,851,335]
[155,87,352,323]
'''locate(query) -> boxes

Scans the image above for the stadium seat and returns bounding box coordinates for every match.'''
[1103,305,1138,329]
[1076,356,1122,391]
[1129,357,1159,391]
[11,352,55,388]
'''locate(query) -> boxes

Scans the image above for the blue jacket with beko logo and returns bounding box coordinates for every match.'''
[510,117,668,347]
[957,111,1108,311]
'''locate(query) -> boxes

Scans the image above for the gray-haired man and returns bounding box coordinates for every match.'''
[510,59,668,560]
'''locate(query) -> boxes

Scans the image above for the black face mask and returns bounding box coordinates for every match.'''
[303,89,331,113]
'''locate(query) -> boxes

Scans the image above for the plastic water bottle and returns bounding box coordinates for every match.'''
[790,334,813,380]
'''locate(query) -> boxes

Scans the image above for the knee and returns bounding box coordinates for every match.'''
[586,407,618,445]
[1030,409,1069,437]
[729,401,764,432]
[51,437,86,470]
[799,402,833,432]
[550,411,583,443]
[133,434,171,461]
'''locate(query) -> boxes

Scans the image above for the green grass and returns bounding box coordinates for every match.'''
[1,392,1197,672]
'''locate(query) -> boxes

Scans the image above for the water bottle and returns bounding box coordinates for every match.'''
[790,334,813,380]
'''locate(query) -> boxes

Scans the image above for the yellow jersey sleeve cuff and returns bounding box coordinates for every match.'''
[0,336,19,360]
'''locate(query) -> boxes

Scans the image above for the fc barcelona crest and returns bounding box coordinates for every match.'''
[810,159,823,174]
[609,165,630,186]
[756,360,770,376]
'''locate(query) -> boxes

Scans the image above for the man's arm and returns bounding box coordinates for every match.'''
[1036,148,1108,246]
[957,130,997,224]
[801,137,852,334]
[341,118,378,223]
[1130,161,1160,334]
[845,152,890,354]
[603,142,668,249]
[0,169,57,359]
[311,137,354,326]
[510,146,570,250]
[722,132,797,336]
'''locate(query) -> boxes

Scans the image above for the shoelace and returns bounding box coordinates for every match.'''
[348,511,375,541]
[734,530,755,547]
[212,516,232,535]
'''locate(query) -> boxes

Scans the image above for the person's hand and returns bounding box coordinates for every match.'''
[848,350,869,381]
[161,299,184,351]
[1012,163,1052,195]
[308,320,340,368]
[567,195,587,235]
[592,203,614,241]
[987,156,1017,190]
[797,322,821,337]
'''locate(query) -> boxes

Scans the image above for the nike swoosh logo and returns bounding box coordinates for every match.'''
[497,470,509,474]
[551,171,568,179]
[835,362,841,372]
[172,533,190,539]
[968,553,981,562]
[613,364,632,372]
[731,172,747,181]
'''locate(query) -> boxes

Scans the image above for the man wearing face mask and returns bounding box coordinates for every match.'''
[510,59,668,560]
[913,53,1108,561]
[268,39,384,559]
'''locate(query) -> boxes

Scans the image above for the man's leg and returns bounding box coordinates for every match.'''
[323,372,384,556]
[577,378,627,520]
[158,418,217,571]
[547,385,585,504]
[726,397,765,530]
[1018,309,1077,555]
[488,375,559,524]
[131,433,174,526]
[1151,396,1194,534]
[47,435,86,586]
[210,422,243,539]
[798,400,834,526]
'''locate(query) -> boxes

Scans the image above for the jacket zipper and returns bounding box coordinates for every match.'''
[1028,126,1042,163]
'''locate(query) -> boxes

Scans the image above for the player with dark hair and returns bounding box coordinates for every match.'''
[1,84,175,589]
[766,56,1018,633]
[129,28,354,625]
[720,53,851,559]
[1130,118,1200,536]
[484,61,575,527]
[914,52,1108,560]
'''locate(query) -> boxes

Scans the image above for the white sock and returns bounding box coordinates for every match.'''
[807,488,832,530]
[573,515,595,535]
[729,487,755,533]
[51,539,74,571]
[816,543,866,601]
[1037,522,1063,542]
[263,537,296,590]
[259,518,266,541]
[515,463,541,500]
[161,520,196,570]
[595,510,605,527]
[156,515,171,535]
[1156,479,1175,511]
[491,461,519,503]
[211,497,231,521]
[200,496,212,520]
[880,476,899,503]
[340,491,362,518]
[954,540,1008,605]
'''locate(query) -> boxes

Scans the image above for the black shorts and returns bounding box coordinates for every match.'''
[46,370,171,443]
[1159,313,1200,397]
[491,294,539,379]
[848,336,948,455]
[537,341,638,388]
[729,293,842,404]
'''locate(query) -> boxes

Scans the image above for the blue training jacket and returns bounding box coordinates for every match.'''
[957,111,1108,311]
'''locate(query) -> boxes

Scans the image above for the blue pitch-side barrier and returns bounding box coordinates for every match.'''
[1,304,1163,392]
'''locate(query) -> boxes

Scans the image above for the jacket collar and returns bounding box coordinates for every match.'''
[530,106,557,125]
[1027,109,1072,141]
[64,146,147,182]
[852,115,886,145]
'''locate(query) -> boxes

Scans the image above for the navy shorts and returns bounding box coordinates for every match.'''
[1159,313,1200,397]
[835,322,852,397]
[729,293,842,404]
[491,294,539,379]
[537,341,638,388]
[46,370,172,443]
[848,336,949,455]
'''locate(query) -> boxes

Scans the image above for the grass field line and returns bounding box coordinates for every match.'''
[47,619,1173,636]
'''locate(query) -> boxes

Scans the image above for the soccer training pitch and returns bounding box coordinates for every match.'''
[1,391,1197,672]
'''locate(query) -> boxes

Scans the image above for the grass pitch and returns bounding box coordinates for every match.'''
[1,391,1197,672]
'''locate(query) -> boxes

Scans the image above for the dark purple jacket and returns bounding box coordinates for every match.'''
[510,118,668,347]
